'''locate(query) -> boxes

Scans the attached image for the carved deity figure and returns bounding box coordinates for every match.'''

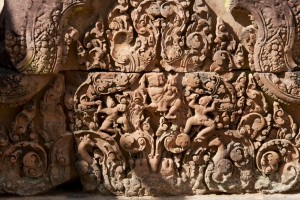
[142,74,165,109]
[158,74,182,119]
[130,94,145,130]
[95,95,129,134]
[78,84,99,111]
[184,95,216,141]
[140,74,182,119]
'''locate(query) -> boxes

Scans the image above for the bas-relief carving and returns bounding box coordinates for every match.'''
[76,0,244,73]
[3,0,214,73]
[230,0,300,72]
[4,0,86,74]
[69,0,300,196]
[2,0,300,197]
[72,71,300,195]
[0,74,77,195]
[106,0,213,72]
[0,73,53,105]
[3,0,300,73]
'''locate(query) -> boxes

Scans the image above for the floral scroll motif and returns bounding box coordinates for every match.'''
[73,71,300,195]
[0,75,76,195]
[102,0,213,72]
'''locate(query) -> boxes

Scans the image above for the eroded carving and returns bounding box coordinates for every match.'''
[3,0,300,197]
[77,22,111,70]
[72,71,300,195]
[104,0,213,72]
[230,0,300,72]
[5,0,86,73]
[255,72,300,104]
[0,74,76,195]
[210,17,245,73]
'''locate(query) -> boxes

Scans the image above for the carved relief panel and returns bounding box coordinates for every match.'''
[2,0,300,197]
[69,0,300,196]
[3,0,117,74]
[0,74,77,195]
[71,71,300,195]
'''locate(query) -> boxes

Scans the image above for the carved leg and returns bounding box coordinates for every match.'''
[184,117,199,134]
[165,99,182,119]
[194,124,215,142]
[117,116,129,132]
[99,117,113,130]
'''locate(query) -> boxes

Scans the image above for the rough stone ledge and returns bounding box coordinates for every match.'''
[2,193,300,200]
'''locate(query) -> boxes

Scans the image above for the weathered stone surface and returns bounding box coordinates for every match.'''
[70,70,300,195]
[0,74,77,195]
[3,0,114,74]
[4,193,300,200]
[2,0,300,197]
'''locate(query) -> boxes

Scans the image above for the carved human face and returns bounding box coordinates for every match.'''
[205,81,215,92]
[185,74,200,88]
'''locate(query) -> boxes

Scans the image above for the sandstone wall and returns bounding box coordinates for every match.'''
[1,0,300,196]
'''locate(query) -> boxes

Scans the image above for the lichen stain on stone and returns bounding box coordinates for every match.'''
[224,0,231,12]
